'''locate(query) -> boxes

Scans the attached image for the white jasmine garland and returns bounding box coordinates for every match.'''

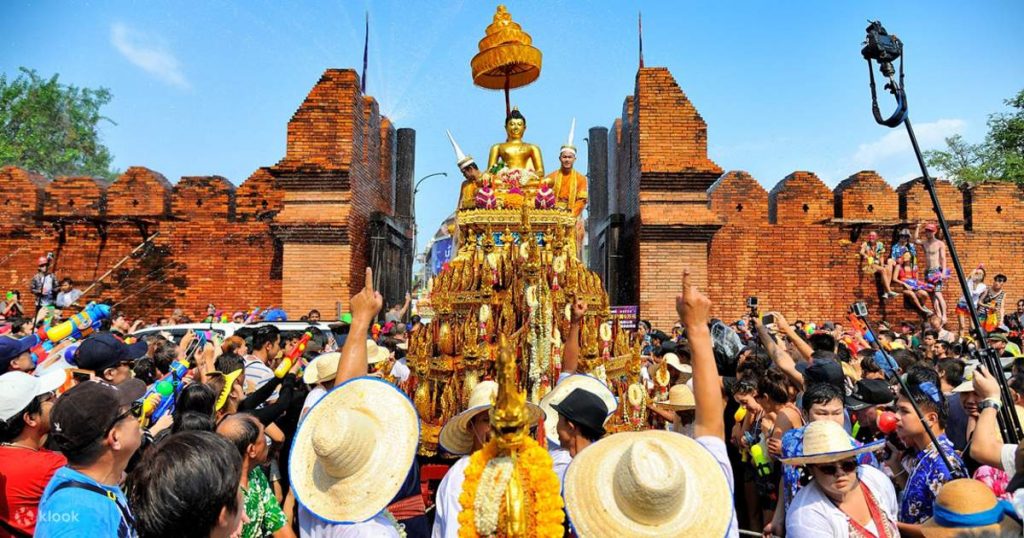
[474,456,514,536]
[382,509,407,538]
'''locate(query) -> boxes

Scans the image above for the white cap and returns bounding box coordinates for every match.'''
[0,371,66,421]
[560,117,577,156]
[446,130,475,170]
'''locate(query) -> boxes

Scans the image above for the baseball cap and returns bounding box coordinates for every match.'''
[37,256,49,266]
[49,379,145,454]
[72,332,148,374]
[0,371,66,421]
[924,223,938,233]
[845,379,895,411]
[805,360,845,392]
[551,388,610,436]
[0,334,39,372]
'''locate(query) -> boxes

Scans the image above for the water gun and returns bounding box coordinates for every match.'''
[847,313,874,344]
[30,302,111,363]
[275,331,312,378]
[749,443,773,478]
[142,353,193,426]
[243,307,262,324]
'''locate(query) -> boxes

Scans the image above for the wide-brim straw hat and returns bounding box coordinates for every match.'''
[438,380,543,455]
[303,352,341,385]
[365,339,390,365]
[289,376,418,523]
[780,420,885,465]
[662,353,692,382]
[564,430,732,537]
[921,478,1022,537]
[657,384,695,411]
[539,374,617,447]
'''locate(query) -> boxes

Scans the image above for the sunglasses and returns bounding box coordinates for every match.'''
[814,459,858,476]
[105,407,134,435]
[119,359,137,369]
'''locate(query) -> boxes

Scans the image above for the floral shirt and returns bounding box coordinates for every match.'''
[243,467,286,538]
[973,465,1012,500]
[898,434,963,524]
[780,425,878,510]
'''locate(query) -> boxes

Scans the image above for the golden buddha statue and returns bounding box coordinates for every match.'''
[487,108,544,178]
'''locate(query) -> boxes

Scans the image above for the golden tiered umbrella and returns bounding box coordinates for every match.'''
[471,4,543,115]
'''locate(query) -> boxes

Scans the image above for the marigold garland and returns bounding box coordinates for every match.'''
[457,437,564,538]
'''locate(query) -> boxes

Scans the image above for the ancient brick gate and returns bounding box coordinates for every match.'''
[0,69,414,320]
[588,67,1024,329]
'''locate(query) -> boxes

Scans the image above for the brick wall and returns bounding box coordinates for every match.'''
[0,68,412,322]
[592,66,1024,330]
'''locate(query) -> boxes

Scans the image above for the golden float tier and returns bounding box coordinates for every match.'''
[471,5,542,90]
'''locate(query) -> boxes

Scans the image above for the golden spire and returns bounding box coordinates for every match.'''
[491,332,528,451]
[471,5,543,91]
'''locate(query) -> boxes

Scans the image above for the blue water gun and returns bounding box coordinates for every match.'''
[30,302,111,364]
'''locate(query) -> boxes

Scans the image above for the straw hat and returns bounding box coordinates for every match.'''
[921,478,1022,537]
[289,376,418,523]
[438,380,543,455]
[303,352,341,385]
[539,374,617,447]
[780,420,884,465]
[365,339,390,365]
[564,430,732,537]
[663,353,692,382]
[656,384,695,411]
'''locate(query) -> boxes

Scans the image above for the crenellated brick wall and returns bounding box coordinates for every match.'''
[592,67,1024,330]
[0,68,413,321]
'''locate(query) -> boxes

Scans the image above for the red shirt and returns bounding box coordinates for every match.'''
[0,445,66,536]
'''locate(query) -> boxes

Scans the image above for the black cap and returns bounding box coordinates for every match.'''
[550,388,608,436]
[805,360,845,392]
[845,379,895,411]
[49,379,144,454]
[73,332,148,374]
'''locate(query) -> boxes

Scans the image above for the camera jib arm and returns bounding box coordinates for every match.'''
[862,21,1023,444]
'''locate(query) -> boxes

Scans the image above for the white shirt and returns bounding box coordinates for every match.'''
[785,465,898,538]
[549,447,571,486]
[301,386,328,422]
[1003,443,1018,475]
[696,436,739,538]
[390,358,410,383]
[431,456,471,538]
[299,506,399,537]
[244,357,280,399]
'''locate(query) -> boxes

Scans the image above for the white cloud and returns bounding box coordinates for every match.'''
[851,118,965,169]
[110,23,190,89]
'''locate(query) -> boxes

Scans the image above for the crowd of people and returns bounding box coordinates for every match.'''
[1,247,1024,536]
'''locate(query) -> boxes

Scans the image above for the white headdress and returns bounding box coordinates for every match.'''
[446,130,476,170]
[560,118,577,156]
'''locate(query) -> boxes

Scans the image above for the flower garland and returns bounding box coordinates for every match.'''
[474,456,514,535]
[382,509,408,538]
[458,438,564,538]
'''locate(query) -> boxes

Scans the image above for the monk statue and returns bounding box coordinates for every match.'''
[544,118,588,218]
[487,108,544,177]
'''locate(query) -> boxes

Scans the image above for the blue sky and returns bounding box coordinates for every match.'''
[3,1,1023,258]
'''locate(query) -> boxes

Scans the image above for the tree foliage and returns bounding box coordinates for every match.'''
[925,88,1024,186]
[0,67,118,181]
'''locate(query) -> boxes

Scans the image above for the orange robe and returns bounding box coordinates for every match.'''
[545,169,588,217]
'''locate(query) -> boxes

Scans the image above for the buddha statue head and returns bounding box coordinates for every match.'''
[505,108,527,140]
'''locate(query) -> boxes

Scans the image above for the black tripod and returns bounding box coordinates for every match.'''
[863,21,1023,444]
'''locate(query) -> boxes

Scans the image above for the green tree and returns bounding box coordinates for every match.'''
[925,88,1024,186]
[0,67,118,181]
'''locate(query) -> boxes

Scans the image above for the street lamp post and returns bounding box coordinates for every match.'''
[411,171,447,288]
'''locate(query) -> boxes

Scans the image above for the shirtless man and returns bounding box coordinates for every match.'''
[916,222,948,322]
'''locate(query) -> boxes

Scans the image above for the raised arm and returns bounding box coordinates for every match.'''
[561,296,586,375]
[775,311,813,362]
[677,269,724,440]
[756,313,805,390]
[398,292,411,318]
[334,267,383,385]
[969,365,1007,468]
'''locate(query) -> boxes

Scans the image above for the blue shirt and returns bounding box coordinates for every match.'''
[35,466,137,537]
[898,434,962,524]
[890,242,917,264]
